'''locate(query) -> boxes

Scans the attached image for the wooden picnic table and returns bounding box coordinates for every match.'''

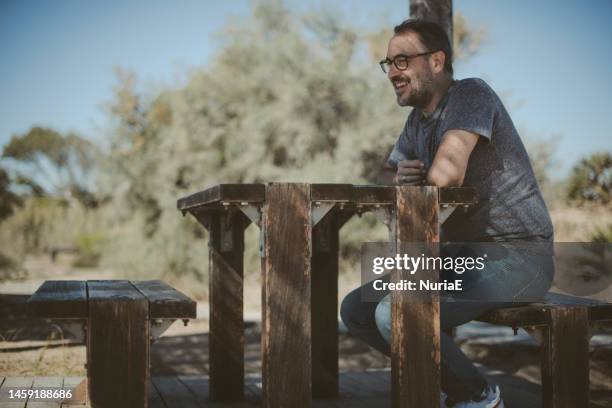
[27,280,196,408]
[177,183,477,408]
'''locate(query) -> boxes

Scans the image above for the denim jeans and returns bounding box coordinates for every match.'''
[340,244,554,402]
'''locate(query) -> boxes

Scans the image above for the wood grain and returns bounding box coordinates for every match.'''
[261,183,312,408]
[391,186,440,408]
[87,281,149,408]
[177,184,265,211]
[131,280,196,319]
[27,281,87,319]
[207,211,250,401]
[312,211,340,398]
[542,307,590,408]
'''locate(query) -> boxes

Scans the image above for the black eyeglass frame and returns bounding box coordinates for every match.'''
[379,50,439,73]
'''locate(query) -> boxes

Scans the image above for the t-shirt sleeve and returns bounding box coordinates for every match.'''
[442,78,497,141]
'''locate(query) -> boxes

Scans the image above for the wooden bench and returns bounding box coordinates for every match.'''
[27,280,196,408]
[478,292,612,408]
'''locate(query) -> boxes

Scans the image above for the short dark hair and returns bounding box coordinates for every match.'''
[393,19,453,75]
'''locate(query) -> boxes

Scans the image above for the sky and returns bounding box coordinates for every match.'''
[1,0,611,178]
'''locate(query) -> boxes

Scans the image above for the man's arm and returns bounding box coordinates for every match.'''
[427,129,479,187]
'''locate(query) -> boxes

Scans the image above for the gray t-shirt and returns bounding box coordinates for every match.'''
[388,78,553,242]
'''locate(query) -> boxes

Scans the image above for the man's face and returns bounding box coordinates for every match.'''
[386,32,436,108]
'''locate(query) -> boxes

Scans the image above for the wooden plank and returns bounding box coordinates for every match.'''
[478,306,549,327]
[87,281,149,408]
[61,377,87,407]
[177,184,265,211]
[352,185,395,204]
[0,376,33,408]
[262,183,312,408]
[151,377,200,408]
[176,376,208,405]
[207,211,249,401]
[542,307,590,408]
[27,377,64,408]
[131,280,196,319]
[312,212,339,398]
[27,281,87,319]
[391,186,440,408]
[478,292,612,327]
[310,184,354,202]
[438,187,478,205]
[148,379,167,408]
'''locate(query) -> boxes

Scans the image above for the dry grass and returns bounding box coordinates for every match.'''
[550,204,612,241]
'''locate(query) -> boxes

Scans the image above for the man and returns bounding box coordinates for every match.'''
[340,20,554,407]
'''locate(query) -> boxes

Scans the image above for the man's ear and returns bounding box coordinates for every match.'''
[430,50,445,74]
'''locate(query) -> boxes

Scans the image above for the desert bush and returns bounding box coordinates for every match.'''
[589,225,612,243]
[567,152,611,205]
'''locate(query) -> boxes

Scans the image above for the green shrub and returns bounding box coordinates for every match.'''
[567,152,611,205]
[72,232,107,268]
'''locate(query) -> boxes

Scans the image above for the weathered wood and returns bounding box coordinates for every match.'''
[542,307,590,408]
[262,183,312,408]
[352,185,395,204]
[177,376,208,405]
[310,184,354,202]
[151,377,199,408]
[27,377,64,408]
[177,184,265,212]
[478,292,612,327]
[312,212,340,398]
[87,281,149,408]
[207,210,250,401]
[438,186,477,205]
[148,380,166,408]
[131,280,196,319]
[0,377,33,408]
[391,186,440,408]
[27,281,87,319]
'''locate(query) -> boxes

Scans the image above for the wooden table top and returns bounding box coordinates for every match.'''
[27,280,196,320]
[176,183,477,213]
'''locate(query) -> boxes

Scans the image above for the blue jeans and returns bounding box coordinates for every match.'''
[340,244,554,402]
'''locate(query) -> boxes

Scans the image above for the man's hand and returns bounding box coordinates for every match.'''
[394,160,427,185]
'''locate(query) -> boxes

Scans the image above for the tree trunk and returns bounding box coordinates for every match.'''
[410,0,453,45]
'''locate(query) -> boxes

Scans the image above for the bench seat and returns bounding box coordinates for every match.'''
[27,280,196,408]
[27,280,196,320]
[477,291,612,408]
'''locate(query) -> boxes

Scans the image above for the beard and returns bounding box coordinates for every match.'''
[396,70,435,108]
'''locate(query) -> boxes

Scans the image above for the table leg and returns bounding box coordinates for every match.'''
[206,211,250,401]
[312,212,340,398]
[542,307,590,408]
[391,186,441,408]
[262,183,312,408]
[87,281,149,408]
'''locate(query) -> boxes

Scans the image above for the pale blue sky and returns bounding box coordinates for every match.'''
[1,0,610,177]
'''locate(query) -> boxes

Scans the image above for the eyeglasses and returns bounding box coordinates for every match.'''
[379,50,439,73]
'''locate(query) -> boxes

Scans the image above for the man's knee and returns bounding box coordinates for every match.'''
[374,296,391,342]
[340,288,376,330]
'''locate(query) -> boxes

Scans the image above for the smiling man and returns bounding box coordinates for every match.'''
[340,20,555,407]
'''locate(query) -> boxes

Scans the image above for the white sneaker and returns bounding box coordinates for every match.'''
[453,385,504,408]
[441,391,449,407]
